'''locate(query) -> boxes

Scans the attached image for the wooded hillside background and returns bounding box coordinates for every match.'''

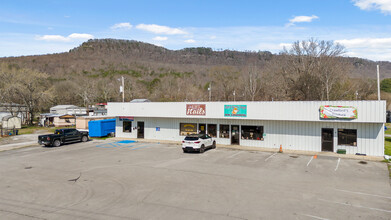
[1,38,391,119]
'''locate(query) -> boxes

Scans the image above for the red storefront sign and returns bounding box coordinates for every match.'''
[186,104,206,115]
[119,116,134,121]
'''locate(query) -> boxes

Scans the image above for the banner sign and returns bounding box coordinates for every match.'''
[320,105,357,119]
[186,104,206,115]
[224,105,247,117]
[119,116,134,121]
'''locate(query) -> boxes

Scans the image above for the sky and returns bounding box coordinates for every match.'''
[0,0,391,61]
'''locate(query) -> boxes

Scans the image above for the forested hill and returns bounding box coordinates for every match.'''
[1,38,391,79]
[1,38,391,109]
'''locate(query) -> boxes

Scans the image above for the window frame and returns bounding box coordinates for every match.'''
[123,121,132,133]
[241,125,264,141]
[207,124,217,138]
[179,123,198,136]
[337,128,357,146]
[219,124,230,139]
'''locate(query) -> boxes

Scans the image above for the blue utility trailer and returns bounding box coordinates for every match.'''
[88,119,115,137]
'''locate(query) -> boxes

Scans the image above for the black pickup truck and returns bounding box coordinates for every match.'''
[38,128,89,147]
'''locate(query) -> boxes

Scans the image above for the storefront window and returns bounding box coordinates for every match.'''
[219,124,229,138]
[207,124,217,137]
[180,123,197,136]
[123,121,132,133]
[338,129,357,146]
[241,126,263,140]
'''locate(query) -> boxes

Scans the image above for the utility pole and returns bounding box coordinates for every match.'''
[121,76,125,102]
[208,82,212,101]
[377,65,380,101]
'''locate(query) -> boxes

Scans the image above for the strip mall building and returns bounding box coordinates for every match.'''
[107,101,386,156]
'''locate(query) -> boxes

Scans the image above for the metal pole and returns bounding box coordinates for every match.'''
[122,76,125,102]
[377,65,380,101]
[208,82,212,101]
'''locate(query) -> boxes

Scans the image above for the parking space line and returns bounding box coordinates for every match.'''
[130,144,151,150]
[299,214,329,220]
[334,189,391,200]
[95,143,119,148]
[265,153,277,161]
[227,151,243,159]
[307,156,314,166]
[318,198,391,213]
[335,158,341,171]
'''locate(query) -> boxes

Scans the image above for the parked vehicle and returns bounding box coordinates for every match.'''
[182,134,216,153]
[38,128,89,147]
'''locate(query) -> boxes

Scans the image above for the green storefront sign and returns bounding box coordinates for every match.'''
[224,105,247,117]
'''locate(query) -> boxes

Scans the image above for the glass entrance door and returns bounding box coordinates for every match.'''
[137,121,144,139]
[322,128,333,152]
[231,125,239,145]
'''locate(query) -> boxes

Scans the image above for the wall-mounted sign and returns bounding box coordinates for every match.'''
[186,104,206,115]
[224,105,247,117]
[119,116,134,121]
[320,105,357,119]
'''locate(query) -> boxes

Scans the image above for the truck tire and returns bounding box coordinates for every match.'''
[81,136,88,142]
[53,139,61,147]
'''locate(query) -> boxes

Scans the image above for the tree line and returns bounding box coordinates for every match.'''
[0,39,382,125]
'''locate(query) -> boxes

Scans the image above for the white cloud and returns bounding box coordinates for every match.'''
[335,37,391,48]
[111,22,132,30]
[35,33,93,42]
[153,36,168,41]
[184,39,195,43]
[68,33,94,40]
[353,0,391,14]
[287,15,319,26]
[335,37,391,61]
[136,24,187,35]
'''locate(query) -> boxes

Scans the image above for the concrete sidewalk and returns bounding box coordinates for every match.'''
[112,137,385,162]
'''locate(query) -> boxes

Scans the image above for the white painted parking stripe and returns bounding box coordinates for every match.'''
[335,189,391,200]
[265,153,277,161]
[318,198,391,213]
[307,156,314,166]
[335,158,341,171]
[299,214,329,220]
[227,151,243,159]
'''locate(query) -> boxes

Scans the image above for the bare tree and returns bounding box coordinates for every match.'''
[280,39,346,100]
[0,63,53,124]
[209,66,240,101]
[243,65,262,101]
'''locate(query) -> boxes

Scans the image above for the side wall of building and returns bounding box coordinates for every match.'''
[115,117,384,156]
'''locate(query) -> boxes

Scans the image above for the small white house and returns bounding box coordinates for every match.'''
[107,101,386,156]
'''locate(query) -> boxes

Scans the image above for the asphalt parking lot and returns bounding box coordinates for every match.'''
[0,139,390,220]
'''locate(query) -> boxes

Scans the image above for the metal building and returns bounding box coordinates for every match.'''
[107,101,385,156]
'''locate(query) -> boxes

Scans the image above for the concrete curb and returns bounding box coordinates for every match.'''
[111,137,384,162]
[0,144,40,152]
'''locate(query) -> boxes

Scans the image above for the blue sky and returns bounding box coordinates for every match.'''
[1,0,391,61]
